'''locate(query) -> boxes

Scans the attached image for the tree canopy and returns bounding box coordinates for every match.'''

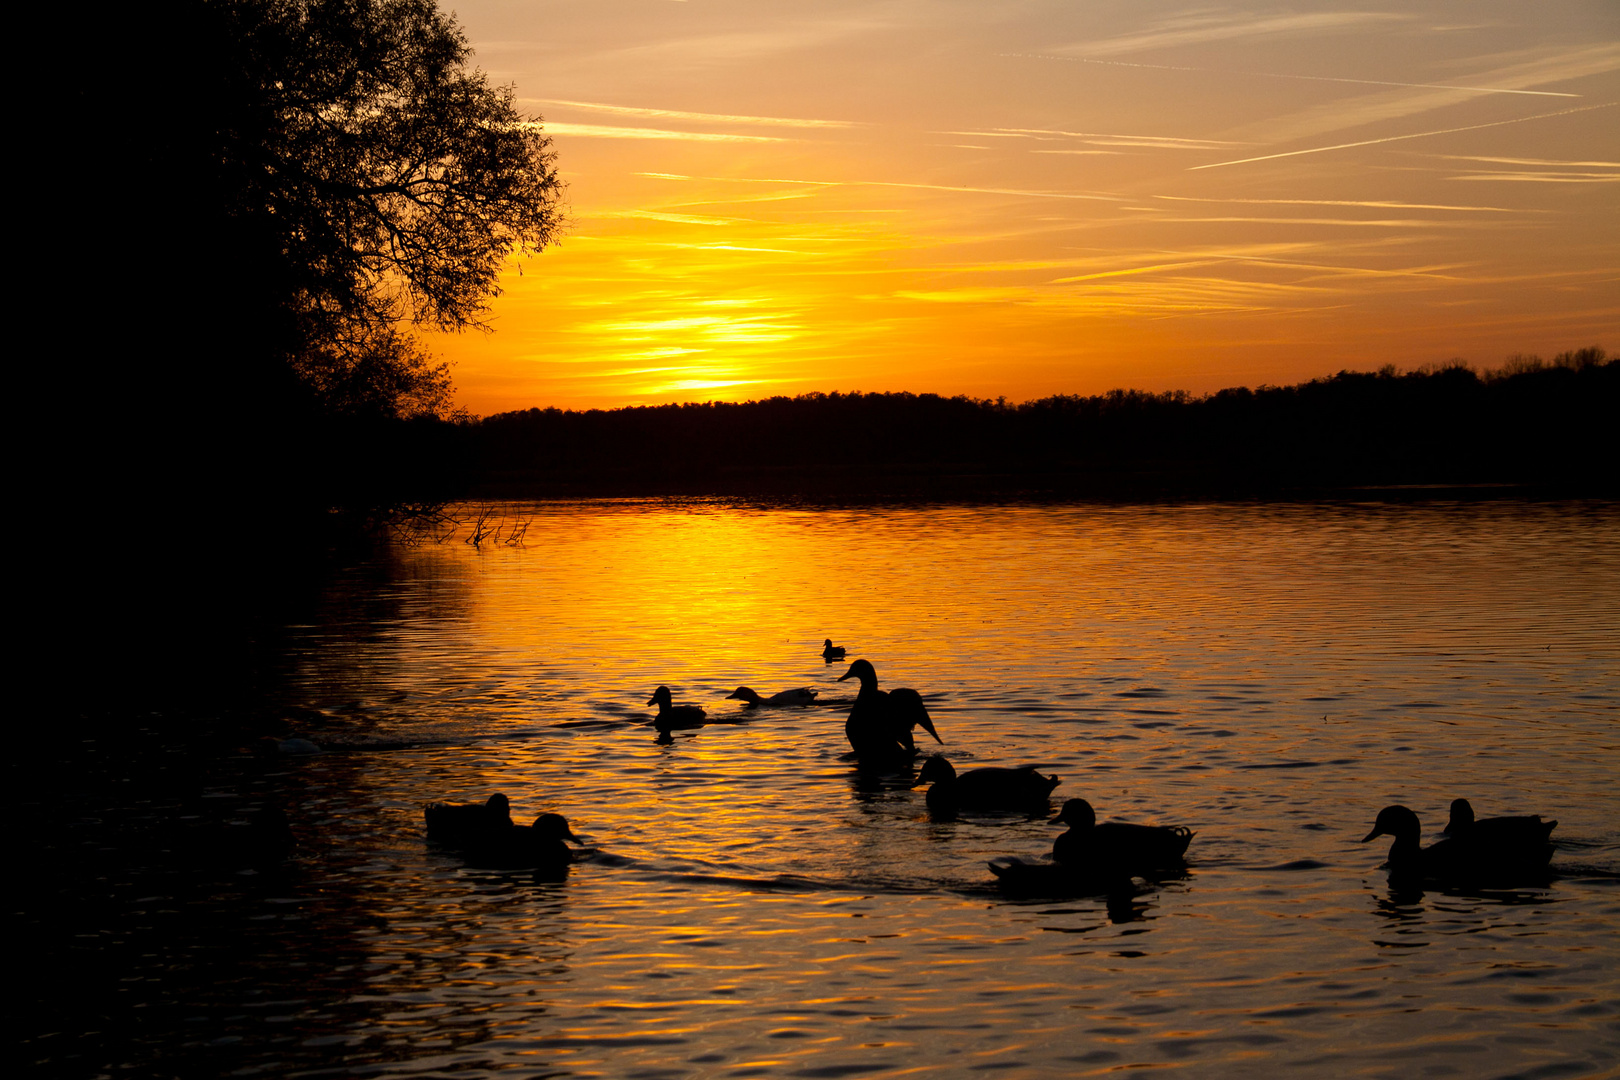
[48,0,561,429]
[205,0,564,417]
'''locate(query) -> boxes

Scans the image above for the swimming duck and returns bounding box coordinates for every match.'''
[1051,798,1193,872]
[424,792,513,844]
[648,686,708,732]
[726,686,820,708]
[987,857,1122,897]
[466,812,581,874]
[917,754,1060,816]
[837,659,942,764]
[1439,798,1558,847]
[1362,804,1554,884]
[822,639,847,661]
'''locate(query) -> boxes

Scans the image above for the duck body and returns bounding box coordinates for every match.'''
[838,660,942,765]
[425,793,513,845]
[822,639,847,661]
[987,857,1124,898]
[466,813,580,875]
[1440,798,1558,848]
[1051,798,1193,873]
[1363,804,1553,885]
[648,685,708,732]
[918,754,1060,816]
[727,685,820,708]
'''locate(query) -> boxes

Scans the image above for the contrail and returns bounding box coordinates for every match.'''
[1005,54,1582,98]
[1190,101,1617,170]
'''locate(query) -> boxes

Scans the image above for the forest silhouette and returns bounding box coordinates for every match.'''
[466,349,1615,500]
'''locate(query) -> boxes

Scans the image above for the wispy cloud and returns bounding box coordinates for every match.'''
[1153,195,1534,213]
[1055,12,1409,58]
[1431,155,1620,167]
[1449,171,1619,183]
[595,210,736,226]
[543,122,789,142]
[1220,45,1620,147]
[635,171,1122,202]
[1005,54,1582,98]
[528,98,862,128]
[1191,101,1619,170]
[960,127,1242,148]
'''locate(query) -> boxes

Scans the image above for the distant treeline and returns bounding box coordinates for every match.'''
[462,348,1616,498]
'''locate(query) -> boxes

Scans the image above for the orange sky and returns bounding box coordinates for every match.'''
[423,1,1619,415]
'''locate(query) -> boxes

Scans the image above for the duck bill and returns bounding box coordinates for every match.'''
[646,693,660,706]
[1360,827,1384,843]
[917,713,943,744]
[837,664,858,682]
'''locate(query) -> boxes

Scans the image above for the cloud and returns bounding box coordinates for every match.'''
[1191,101,1619,170]
[1220,44,1620,147]
[543,122,789,142]
[1448,172,1619,183]
[1153,195,1533,213]
[528,98,863,128]
[1003,54,1581,98]
[1054,12,1409,58]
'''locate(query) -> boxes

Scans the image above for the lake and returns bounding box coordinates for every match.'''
[26,499,1620,1078]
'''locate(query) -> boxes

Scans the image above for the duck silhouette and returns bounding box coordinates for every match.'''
[648,686,708,733]
[1363,804,1554,884]
[465,812,581,875]
[424,792,513,844]
[916,754,1060,816]
[837,659,941,765]
[987,856,1123,897]
[726,686,819,708]
[1051,798,1193,873]
[1439,798,1558,847]
[822,639,847,662]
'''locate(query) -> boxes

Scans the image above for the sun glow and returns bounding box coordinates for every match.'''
[427,2,1619,414]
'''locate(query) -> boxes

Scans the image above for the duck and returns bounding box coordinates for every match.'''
[466,812,581,874]
[916,754,1060,816]
[1051,798,1193,873]
[726,685,820,708]
[987,856,1123,897]
[424,792,513,844]
[648,685,708,732]
[837,659,942,764]
[822,639,847,661]
[1439,798,1558,847]
[1362,804,1554,884]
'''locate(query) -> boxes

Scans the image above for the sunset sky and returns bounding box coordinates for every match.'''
[424,0,1619,415]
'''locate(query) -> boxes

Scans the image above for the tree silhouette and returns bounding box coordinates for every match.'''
[205,0,564,417]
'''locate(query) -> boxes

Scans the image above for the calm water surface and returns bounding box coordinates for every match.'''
[47,501,1620,1077]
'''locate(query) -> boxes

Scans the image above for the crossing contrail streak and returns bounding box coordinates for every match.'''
[1189,101,1617,170]
[1005,54,1582,98]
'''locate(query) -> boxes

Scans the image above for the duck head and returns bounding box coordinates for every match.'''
[1361,804,1421,844]
[647,686,674,708]
[532,813,580,842]
[1443,798,1475,834]
[916,754,956,785]
[486,793,510,814]
[838,659,877,687]
[726,686,763,704]
[1056,798,1096,831]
